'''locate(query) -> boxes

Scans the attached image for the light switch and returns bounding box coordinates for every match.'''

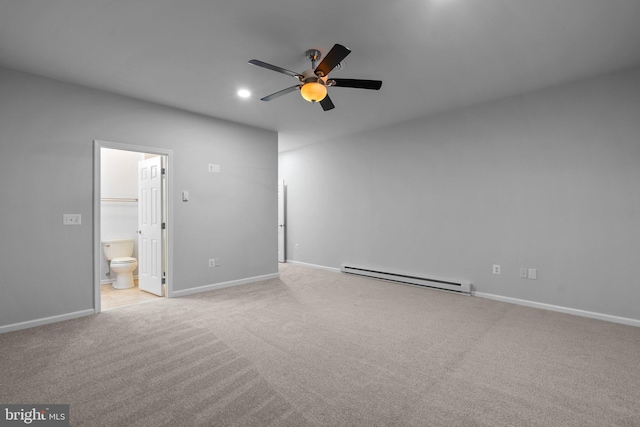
[63,214,81,225]
[182,191,189,202]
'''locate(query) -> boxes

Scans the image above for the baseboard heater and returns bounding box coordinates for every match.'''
[341,265,472,295]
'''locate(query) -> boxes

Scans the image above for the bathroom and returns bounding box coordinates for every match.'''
[100,147,164,310]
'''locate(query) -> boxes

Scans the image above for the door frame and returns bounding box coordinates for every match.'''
[278,179,286,263]
[93,140,174,313]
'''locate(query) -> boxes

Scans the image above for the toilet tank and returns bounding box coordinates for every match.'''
[102,239,135,260]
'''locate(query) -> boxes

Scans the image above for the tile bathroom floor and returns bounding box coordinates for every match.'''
[101,282,162,310]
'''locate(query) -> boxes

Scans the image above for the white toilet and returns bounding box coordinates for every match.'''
[102,239,138,289]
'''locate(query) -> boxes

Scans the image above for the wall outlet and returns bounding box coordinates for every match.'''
[208,163,220,173]
[528,268,537,280]
[214,258,220,267]
[492,264,501,274]
[520,268,528,279]
[208,259,215,268]
[63,214,81,225]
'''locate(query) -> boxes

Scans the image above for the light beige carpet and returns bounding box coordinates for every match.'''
[2,263,640,426]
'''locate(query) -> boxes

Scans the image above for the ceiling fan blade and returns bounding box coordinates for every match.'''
[315,44,351,77]
[249,60,302,78]
[331,78,382,90]
[261,85,300,101]
[319,95,335,111]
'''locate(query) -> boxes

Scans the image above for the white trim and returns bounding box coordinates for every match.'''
[287,261,640,328]
[93,140,174,312]
[171,273,280,298]
[474,291,640,328]
[0,310,95,334]
[100,275,139,286]
[285,260,341,273]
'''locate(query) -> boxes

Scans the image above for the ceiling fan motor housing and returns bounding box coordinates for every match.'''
[301,69,324,84]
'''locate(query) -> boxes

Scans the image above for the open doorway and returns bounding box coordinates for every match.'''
[93,140,173,312]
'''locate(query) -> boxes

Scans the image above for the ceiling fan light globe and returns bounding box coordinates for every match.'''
[300,82,327,103]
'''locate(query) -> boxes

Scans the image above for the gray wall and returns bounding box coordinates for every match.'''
[279,67,640,322]
[0,67,278,328]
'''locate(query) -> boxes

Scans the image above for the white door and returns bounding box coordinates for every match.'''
[278,180,285,263]
[138,156,164,296]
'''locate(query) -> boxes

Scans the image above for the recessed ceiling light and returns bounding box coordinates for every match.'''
[237,89,251,98]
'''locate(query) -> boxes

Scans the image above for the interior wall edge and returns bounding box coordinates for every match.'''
[473,292,640,328]
[170,272,280,298]
[0,309,96,335]
[284,260,341,273]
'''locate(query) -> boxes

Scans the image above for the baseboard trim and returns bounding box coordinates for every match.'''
[285,260,341,273]
[474,291,640,328]
[170,272,280,298]
[285,261,639,328]
[101,275,138,286]
[0,309,95,334]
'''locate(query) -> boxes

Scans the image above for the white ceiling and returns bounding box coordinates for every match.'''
[2,0,640,152]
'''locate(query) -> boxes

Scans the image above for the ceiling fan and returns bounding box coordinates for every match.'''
[248,44,382,111]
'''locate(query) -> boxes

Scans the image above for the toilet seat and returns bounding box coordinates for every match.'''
[111,257,136,264]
